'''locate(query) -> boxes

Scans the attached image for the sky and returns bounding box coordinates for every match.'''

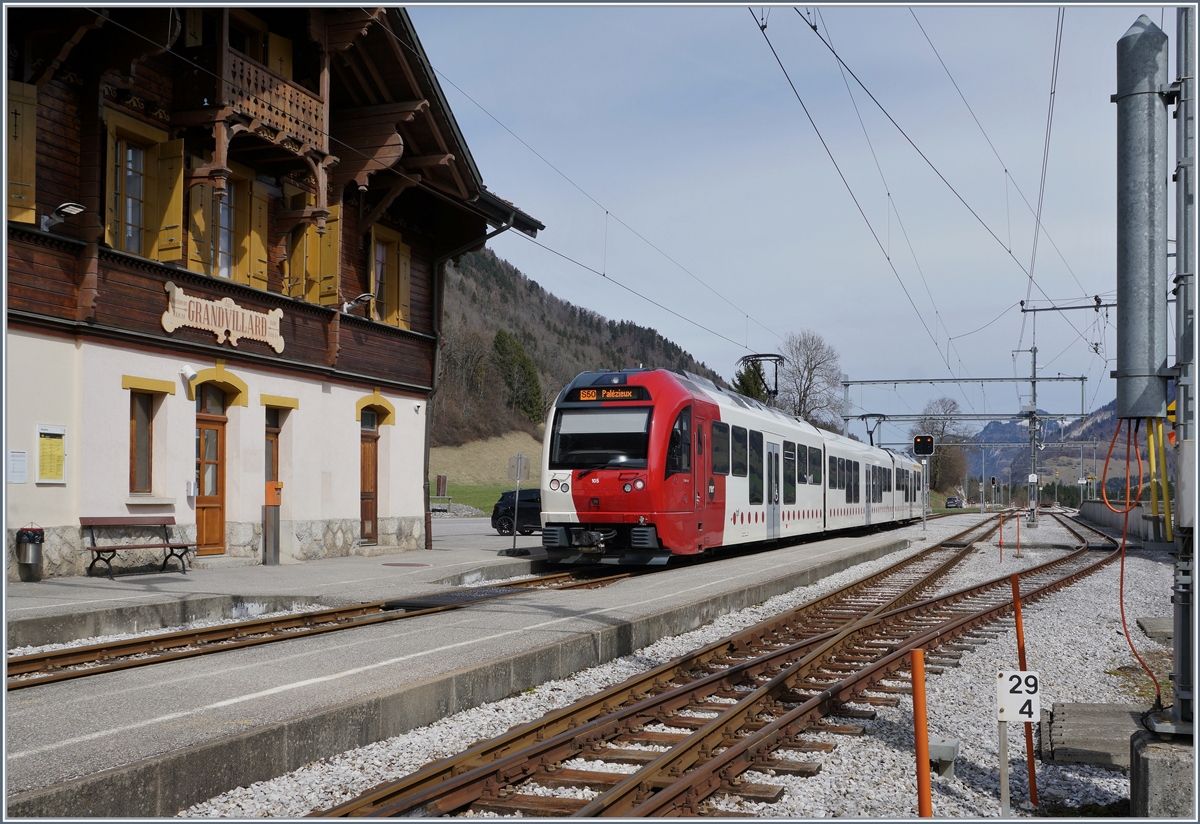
[406,2,1188,446]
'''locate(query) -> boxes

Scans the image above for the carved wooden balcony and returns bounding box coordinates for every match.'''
[224,48,327,155]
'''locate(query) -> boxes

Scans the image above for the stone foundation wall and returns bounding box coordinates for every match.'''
[6,516,426,580]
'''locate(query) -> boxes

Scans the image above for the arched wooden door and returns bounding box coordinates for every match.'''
[195,384,226,554]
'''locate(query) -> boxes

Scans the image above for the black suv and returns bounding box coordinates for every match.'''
[945,496,963,509]
[491,489,542,535]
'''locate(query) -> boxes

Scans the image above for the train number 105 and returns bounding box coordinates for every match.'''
[996,670,1040,722]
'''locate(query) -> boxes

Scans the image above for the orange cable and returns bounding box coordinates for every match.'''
[1108,420,1162,705]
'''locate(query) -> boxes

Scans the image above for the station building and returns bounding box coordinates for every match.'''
[5,7,542,579]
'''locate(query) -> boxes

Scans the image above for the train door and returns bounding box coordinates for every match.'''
[766,442,780,539]
[865,464,873,525]
[665,405,693,512]
[694,416,708,549]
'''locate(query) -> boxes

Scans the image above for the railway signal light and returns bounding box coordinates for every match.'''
[990,476,997,486]
[913,435,934,455]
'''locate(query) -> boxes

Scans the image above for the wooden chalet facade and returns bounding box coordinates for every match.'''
[5,7,542,578]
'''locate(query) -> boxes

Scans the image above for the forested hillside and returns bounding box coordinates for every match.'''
[431,248,724,446]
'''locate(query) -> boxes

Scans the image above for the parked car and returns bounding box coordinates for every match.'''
[945,496,963,509]
[492,489,542,535]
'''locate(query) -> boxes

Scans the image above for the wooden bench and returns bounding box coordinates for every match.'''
[79,516,196,580]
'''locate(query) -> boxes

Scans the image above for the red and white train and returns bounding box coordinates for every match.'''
[540,368,924,565]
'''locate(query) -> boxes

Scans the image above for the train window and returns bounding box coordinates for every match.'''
[711,422,730,475]
[664,405,692,479]
[731,426,748,477]
[783,442,796,505]
[696,424,704,457]
[851,461,860,504]
[809,446,822,485]
[748,430,763,505]
[855,462,861,504]
[796,443,808,484]
[836,457,845,490]
[550,407,651,470]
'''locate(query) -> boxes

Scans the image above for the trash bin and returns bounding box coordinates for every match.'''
[16,526,44,582]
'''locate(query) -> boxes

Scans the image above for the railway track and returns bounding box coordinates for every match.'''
[4,567,637,690]
[2,516,951,691]
[314,513,1115,818]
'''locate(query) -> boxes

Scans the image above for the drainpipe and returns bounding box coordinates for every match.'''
[423,210,517,548]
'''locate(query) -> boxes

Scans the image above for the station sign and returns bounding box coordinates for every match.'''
[161,281,285,353]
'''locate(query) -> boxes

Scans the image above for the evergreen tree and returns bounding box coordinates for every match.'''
[491,329,543,423]
[732,361,770,403]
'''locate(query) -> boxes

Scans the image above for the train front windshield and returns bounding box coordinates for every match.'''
[550,407,651,469]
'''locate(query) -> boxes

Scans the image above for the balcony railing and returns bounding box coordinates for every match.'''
[224,48,326,154]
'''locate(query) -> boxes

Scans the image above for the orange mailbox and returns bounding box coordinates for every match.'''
[265,481,283,507]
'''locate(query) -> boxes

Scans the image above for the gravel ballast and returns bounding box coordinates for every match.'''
[177,514,1174,818]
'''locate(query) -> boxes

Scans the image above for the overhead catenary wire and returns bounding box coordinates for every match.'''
[752,10,949,380]
[797,8,1095,355]
[1018,7,1067,352]
[909,8,1091,299]
[815,8,971,395]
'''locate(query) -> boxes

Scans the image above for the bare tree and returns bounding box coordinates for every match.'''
[909,397,970,493]
[778,330,842,427]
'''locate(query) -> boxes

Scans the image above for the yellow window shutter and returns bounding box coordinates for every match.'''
[303,223,320,303]
[104,120,119,246]
[7,81,37,224]
[156,139,185,261]
[317,203,340,306]
[188,182,213,275]
[368,226,381,321]
[398,241,411,330]
[232,182,251,284]
[248,181,270,290]
[267,33,293,79]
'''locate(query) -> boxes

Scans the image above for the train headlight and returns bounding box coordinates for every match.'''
[633,479,645,490]
[623,483,632,493]
[560,482,569,493]
[549,478,560,490]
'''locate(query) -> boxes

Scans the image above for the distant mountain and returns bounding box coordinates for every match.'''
[431,247,725,446]
[966,392,1176,484]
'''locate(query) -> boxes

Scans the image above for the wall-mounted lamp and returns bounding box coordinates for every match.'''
[181,364,198,383]
[413,402,422,413]
[341,293,375,314]
[41,202,85,232]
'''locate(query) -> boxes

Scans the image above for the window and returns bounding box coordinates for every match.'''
[852,461,860,504]
[665,406,692,478]
[103,108,183,262]
[196,384,226,416]
[113,140,146,253]
[130,393,154,493]
[550,407,651,470]
[731,426,748,477]
[361,409,378,431]
[796,443,808,484]
[189,165,269,289]
[265,407,281,483]
[809,445,822,486]
[216,181,236,278]
[711,421,730,475]
[829,455,837,489]
[783,442,796,505]
[8,81,37,223]
[748,430,763,505]
[370,225,412,327]
[837,457,845,490]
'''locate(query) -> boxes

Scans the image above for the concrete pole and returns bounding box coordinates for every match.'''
[1172,5,1194,729]
[1114,15,1170,421]
[1028,342,1039,527]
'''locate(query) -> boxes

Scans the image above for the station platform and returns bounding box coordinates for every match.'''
[5,521,909,818]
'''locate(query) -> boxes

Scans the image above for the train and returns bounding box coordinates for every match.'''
[539,368,924,565]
